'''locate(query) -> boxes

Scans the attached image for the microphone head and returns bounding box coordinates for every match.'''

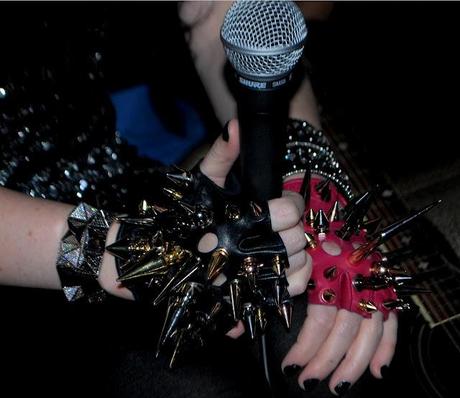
[221,1,307,81]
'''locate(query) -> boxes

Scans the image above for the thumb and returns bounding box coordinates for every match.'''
[200,119,240,188]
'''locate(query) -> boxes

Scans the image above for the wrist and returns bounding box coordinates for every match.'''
[98,222,134,300]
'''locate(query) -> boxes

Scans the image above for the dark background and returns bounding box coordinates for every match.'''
[1,2,459,398]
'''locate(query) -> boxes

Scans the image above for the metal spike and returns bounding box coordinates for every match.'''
[166,166,193,188]
[152,258,197,306]
[255,307,267,334]
[243,303,257,340]
[278,300,293,330]
[353,274,389,291]
[249,201,263,217]
[305,232,318,249]
[118,245,190,282]
[106,236,153,260]
[168,328,186,369]
[118,255,165,282]
[350,201,440,263]
[229,279,242,321]
[324,265,338,280]
[393,275,413,285]
[307,208,316,228]
[206,248,229,281]
[316,178,332,202]
[336,191,374,240]
[300,169,311,208]
[274,280,283,306]
[382,299,412,311]
[242,257,259,289]
[272,255,285,276]
[371,200,441,244]
[307,279,316,290]
[162,187,183,201]
[156,282,201,356]
[177,201,196,216]
[327,200,341,222]
[358,299,378,313]
[314,209,329,236]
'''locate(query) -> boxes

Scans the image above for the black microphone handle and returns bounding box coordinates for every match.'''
[237,84,290,202]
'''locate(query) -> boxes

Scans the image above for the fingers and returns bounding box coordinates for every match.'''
[269,193,304,232]
[328,311,384,395]
[370,312,398,378]
[279,223,306,256]
[297,310,361,386]
[282,304,337,370]
[286,251,312,296]
[200,119,240,188]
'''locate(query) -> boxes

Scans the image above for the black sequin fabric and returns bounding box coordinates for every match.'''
[0,5,162,211]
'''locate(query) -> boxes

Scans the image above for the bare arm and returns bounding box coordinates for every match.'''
[0,187,130,298]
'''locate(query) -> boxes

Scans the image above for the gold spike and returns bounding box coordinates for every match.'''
[139,199,153,216]
[348,237,380,264]
[206,248,229,281]
[358,299,378,313]
[321,288,336,303]
[305,232,318,249]
[243,257,259,289]
[118,245,190,282]
[278,301,293,330]
[162,187,183,201]
[272,255,285,276]
[307,208,316,228]
[229,279,241,321]
[323,265,337,280]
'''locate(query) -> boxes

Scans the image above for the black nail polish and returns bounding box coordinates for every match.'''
[303,378,319,392]
[380,365,390,378]
[222,121,230,142]
[334,381,350,396]
[283,364,301,376]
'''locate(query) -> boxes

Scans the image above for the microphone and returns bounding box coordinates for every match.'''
[221,0,308,201]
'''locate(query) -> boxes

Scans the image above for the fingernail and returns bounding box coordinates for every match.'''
[334,381,350,396]
[283,364,301,376]
[303,378,319,392]
[222,121,230,142]
[380,365,390,378]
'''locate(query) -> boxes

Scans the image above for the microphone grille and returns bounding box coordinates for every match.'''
[221,1,307,80]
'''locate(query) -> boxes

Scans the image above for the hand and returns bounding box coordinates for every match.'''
[281,173,398,395]
[200,119,311,337]
[282,303,397,394]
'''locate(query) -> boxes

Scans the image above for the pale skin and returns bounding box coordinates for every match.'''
[180,1,397,394]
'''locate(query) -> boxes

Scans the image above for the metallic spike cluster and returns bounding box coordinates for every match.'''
[300,168,439,317]
[107,166,294,367]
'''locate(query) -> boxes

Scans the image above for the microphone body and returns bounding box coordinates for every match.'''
[236,81,290,201]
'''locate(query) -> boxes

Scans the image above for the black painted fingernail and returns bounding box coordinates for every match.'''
[380,365,390,378]
[283,364,301,376]
[222,121,230,142]
[303,378,319,392]
[334,381,350,396]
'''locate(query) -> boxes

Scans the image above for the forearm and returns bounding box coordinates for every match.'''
[0,187,131,299]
